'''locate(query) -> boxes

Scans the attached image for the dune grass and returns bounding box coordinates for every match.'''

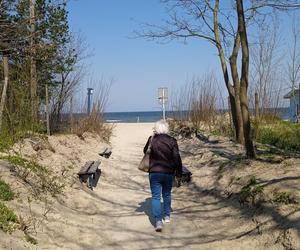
[0,155,64,197]
[0,201,17,233]
[0,179,17,233]
[0,179,14,201]
[256,120,300,152]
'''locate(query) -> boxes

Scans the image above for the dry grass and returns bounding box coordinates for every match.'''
[70,78,113,142]
[72,102,113,142]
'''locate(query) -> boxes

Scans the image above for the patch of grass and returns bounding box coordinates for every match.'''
[273,191,298,205]
[257,153,284,164]
[72,107,113,143]
[256,120,300,151]
[239,176,264,206]
[0,179,14,201]
[218,160,230,172]
[168,120,197,138]
[0,155,64,197]
[0,129,15,152]
[0,123,46,152]
[25,233,38,245]
[211,126,233,138]
[1,155,48,174]
[0,201,18,233]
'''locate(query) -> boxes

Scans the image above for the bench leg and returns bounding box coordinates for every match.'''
[88,174,94,190]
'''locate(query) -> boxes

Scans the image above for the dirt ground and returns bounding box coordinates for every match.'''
[0,123,299,249]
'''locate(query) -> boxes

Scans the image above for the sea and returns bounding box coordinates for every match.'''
[104,111,177,123]
[104,108,290,123]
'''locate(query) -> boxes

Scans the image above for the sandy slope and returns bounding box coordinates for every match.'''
[0,123,299,250]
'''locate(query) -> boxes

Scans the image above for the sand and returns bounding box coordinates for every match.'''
[0,123,299,249]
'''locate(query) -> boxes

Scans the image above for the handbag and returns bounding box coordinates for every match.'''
[138,136,152,172]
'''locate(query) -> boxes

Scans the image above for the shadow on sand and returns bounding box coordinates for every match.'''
[136,198,155,226]
[136,197,174,227]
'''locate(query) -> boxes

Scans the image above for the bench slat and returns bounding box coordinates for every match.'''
[99,147,112,158]
[87,161,101,174]
[78,161,94,175]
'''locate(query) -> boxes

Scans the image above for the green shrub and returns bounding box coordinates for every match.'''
[0,129,15,152]
[239,176,264,206]
[0,121,46,152]
[256,121,300,151]
[25,233,38,245]
[168,119,197,138]
[1,155,48,174]
[0,155,64,197]
[0,179,14,201]
[273,191,297,205]
[0,201,17,233]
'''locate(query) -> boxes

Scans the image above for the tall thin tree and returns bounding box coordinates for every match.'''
[0,54,9,130]
[30,0,37,123]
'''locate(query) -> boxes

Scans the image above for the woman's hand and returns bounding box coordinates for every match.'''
[175,176,182,187]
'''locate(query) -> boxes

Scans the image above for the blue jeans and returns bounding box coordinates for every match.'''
[149,173,173,222]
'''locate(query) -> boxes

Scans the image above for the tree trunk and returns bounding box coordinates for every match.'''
[233,92,245,144]
[255,92,259,122]
[213,0,243,143]
[236,0,255,158]
[54,75,66,130]
[0,55,9,130]
[30,0,38,123]
[69,96,73,133]
[229,32,244,144]
[240,84,255,158]
[228,96,233,134]
[228,94,240,141]
[45,84,50,136]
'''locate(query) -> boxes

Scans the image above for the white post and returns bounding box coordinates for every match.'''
[87,88,93,115]
[158,87,168,121]
[162,88,166,120]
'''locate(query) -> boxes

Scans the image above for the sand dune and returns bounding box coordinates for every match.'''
[0,123,299,249]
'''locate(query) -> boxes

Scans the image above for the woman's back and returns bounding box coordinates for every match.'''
[144,133,182,176]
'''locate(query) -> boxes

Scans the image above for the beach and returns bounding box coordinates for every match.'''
[0,123,299,249]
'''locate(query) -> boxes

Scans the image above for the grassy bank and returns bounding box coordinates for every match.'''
[0,155,64,197]
[255,120,300,152]
[168,117,300,152]
[0,179,17,233]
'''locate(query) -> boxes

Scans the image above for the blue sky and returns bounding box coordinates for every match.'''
[68,0,219,112]
[68,1,296,112]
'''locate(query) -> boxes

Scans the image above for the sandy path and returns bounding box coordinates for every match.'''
[90,123,206,250]
[80,123,271,250]
[1,123,294,249]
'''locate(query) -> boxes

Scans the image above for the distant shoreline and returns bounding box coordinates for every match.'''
[62,108,290,123]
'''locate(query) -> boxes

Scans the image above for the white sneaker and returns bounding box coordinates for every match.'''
[164,216,170,223]
[155,221,163,232]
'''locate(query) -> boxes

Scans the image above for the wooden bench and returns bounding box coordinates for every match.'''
[78,161,101,189]
[99,148,112,158]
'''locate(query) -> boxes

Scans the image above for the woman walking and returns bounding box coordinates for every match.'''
[143,120,182,232]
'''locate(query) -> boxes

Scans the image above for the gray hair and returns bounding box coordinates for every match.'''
[154,120,169,134]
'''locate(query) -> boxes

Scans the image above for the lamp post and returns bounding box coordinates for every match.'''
[87,87,94,115]
[158,87,168,120]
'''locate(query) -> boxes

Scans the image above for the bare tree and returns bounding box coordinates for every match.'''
[287,13,300,122]
[170,80,191,121]
[188,73,218,130]
[137,0,254,157]
[50,34,89,131]
[236,0,255,157]
[72,77,112,141]
[136,0,300,158]
[250,19,283,120]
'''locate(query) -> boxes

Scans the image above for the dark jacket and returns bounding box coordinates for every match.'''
[143,133,182,177]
